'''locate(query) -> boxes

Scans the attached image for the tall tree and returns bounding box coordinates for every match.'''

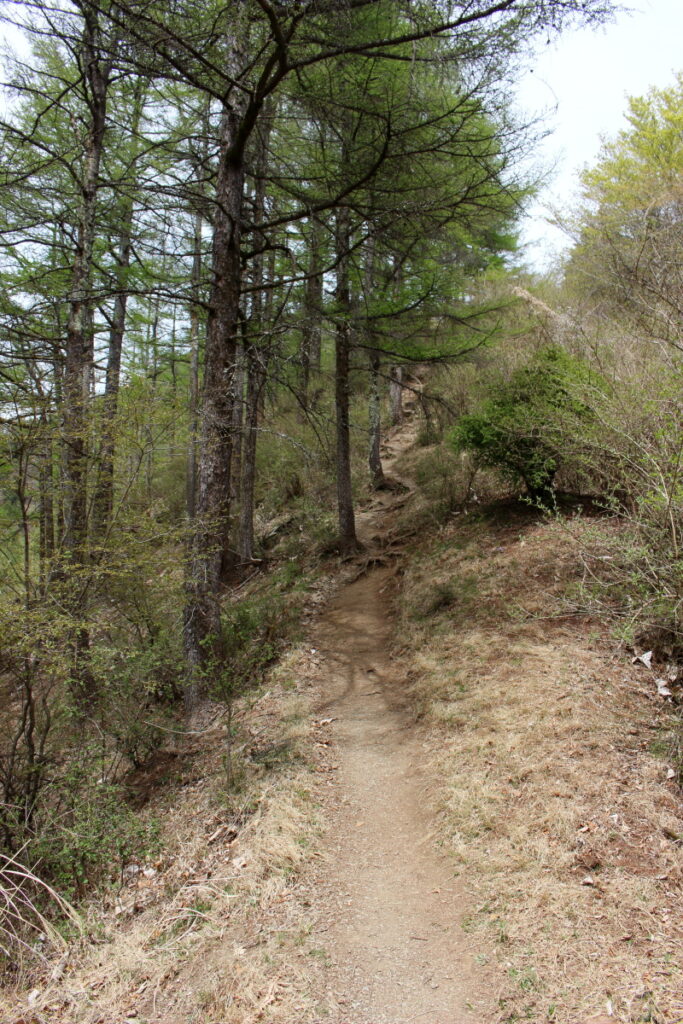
[565,73,683,355]
[1,0,618,716]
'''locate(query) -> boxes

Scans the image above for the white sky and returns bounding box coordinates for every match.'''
[515,0,683,273]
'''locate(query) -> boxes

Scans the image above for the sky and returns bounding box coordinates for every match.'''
[514,0,683,273]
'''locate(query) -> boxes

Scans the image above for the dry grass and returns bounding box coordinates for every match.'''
[0,638,334,1024]
[4,431,683,1024]
[397,503,683,1024]
[0,853,83,980]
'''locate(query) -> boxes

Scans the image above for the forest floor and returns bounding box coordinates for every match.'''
[4,385,683,1024]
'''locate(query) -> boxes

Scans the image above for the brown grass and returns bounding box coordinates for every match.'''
[0,635,336,1024]
[397,505,683,1024]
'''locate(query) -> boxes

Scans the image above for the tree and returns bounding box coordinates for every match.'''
[0,0,618,717]
[564,73,683,353]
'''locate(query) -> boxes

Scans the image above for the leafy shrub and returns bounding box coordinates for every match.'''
[0,589,169,893]
[31,763,159,898]
[91,626,182,767]
[413,446,476,520]
[213,583,304,707]
[450,347,596,505]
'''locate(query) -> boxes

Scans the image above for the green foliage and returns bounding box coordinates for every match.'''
[565,72,683,343]
[212,581,305,706]
[413,446,476,521]
[31,763,160,899]
[449,347,595,504]
[0,0,619,924]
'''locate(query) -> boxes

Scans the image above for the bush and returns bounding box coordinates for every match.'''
[211,570,307,714]
[413,446,476,519]
[31,763,160,898]
[450,347,596,505]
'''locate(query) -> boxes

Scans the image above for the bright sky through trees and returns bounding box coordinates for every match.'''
[516,0,683,272]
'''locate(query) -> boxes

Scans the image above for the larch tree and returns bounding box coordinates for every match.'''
[1,0,618,718]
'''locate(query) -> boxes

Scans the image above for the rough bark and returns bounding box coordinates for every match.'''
[389,364,404,425]
[334,204,360,553]
[183,16,248,714]
[364,235,384,489]
[186,206,204,520]
[38,423,55,595]
[62,6,110,705]
[300,219,324,411]
[238,100,274,563]
[368,348,385,489]
[230,341,245,497]
[238,344,266,563]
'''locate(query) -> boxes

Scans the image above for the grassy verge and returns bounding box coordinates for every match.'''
[396,497,683,1024]
[0,569,339,1024]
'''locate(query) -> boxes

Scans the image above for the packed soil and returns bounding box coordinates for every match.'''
[305,570,489,1023]
[292,399,492,1022]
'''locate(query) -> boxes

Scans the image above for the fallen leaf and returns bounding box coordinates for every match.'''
[656,678,672,697]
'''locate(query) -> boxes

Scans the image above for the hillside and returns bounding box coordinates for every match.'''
[3,388,682,1024]
[4,4,683,1022]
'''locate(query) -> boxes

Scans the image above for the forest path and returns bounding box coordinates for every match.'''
[302,388,490,1023]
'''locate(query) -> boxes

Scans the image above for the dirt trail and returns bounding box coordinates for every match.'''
[304,398,491,1023]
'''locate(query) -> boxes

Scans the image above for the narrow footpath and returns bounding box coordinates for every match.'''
[302,394,492,1023]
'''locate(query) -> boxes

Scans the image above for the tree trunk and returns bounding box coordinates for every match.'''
[62,7,110,706]
[38,422,55,595]
[229,341,245,505]
[300,219,323,411]
[238,345,266,562]
[238,98,274,563]
[187,207,203,520]
[334,204,360,553]
[389,364,404,425]
[368,348,385,489]
[92,79,145,541]
[363,234,384,489]
[184,19,248,714]
[92,218,131,538]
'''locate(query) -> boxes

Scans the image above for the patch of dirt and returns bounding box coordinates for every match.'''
[255,385,496,1023]
[301,564,494,1023]
[7,376,682,1024]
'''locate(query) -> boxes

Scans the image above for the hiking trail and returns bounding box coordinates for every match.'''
[301,384,492,1023]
